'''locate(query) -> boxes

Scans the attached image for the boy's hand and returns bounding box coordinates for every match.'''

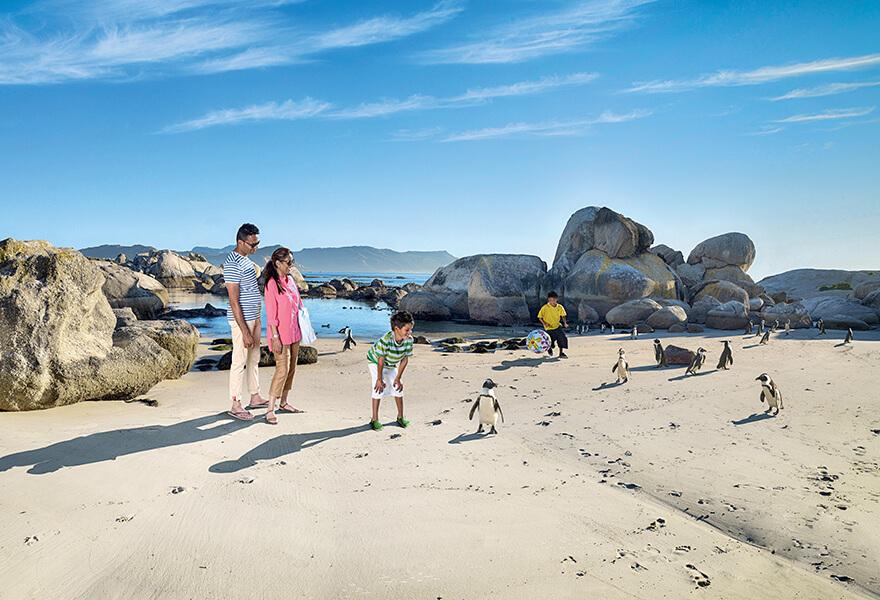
[374,379,386,394]
[393,377,403,392]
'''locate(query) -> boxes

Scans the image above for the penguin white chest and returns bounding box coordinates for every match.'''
[478,396,497,425]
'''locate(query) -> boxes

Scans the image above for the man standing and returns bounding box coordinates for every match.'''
[537,291,569,359]
[224,223,265,420]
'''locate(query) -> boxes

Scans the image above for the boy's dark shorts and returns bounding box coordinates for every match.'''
[547,327,568,349]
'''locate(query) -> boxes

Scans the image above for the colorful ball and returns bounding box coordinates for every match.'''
[526,329,551,353]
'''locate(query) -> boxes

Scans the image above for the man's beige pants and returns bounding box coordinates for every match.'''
[229,319,261,402]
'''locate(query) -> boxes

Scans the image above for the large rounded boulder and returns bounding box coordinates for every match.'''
[759,302,813,328]
[687,233,756,271]
[146,250,197,289]
[705,301,749,330]
[693,280,750,306]
[398,291,452,320]
[96,260,169,319]
[646,305,688,329]
[0,239,198,411]
[802,296,879,325]
[605,298,662,327]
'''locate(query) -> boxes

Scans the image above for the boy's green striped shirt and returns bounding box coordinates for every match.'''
[367,331,414,368]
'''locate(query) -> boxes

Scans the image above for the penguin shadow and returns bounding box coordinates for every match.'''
[448,432,492,444]
[732,412,776,426]
[742,343,763,349]
[630,365,668,372]
[592,381,626,390]
[492,356,555,371]
[667,369,717,382]
[834,342,851,348]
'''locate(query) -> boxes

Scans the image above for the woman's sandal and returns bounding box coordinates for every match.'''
[265,411,278,425]
[278,404,304,414]
[227,409,254,421]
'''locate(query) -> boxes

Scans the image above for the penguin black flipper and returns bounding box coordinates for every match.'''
[494,399,505,423]
[612,363,618,373]
[469,399,480,421]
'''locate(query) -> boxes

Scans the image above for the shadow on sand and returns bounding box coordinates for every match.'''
[448,432,492,444]
[209,424,367,473]
[592,381,626,390]
[0,413,260,475]
[492,357,555,371]
[732,412,776,426]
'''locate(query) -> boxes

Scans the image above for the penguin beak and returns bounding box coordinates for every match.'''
[754,376,761,381]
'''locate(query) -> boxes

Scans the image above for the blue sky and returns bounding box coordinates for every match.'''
[1,0,878,279]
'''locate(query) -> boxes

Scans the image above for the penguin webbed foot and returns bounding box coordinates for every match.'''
[476,425,484,434]
[489,426,498,435]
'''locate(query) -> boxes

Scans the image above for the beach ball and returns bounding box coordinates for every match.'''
[526,329,551,353]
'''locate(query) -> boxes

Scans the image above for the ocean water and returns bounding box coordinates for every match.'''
[169,272,430,341]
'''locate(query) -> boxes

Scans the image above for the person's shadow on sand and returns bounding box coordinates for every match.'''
[0,413,260,475]
[209,425,367,473]
[493,357,554,371]
[732,412,776,426]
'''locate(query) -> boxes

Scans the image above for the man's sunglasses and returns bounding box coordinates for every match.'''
[244,240,260,248]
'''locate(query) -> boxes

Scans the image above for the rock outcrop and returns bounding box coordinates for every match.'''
[705,301,749,330]
[95,260,169,319]
[687,232,756,271]
[758,269,880,301]
[0,239,197,411]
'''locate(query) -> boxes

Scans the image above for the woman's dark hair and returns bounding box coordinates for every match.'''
[236,223,260,241]
[263,247,293,294]
[390,311,414,330]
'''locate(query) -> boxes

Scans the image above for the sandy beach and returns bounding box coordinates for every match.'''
[1,330,878,599]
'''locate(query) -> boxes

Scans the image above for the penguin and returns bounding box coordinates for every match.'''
[630,327,638,340]
[817,318,827,335]
[784,320,791,336]
[717,340,733,370]
[771,320,779,333]
[755,373,784,415]
[653,339,667,368]
[610,324,615,334]
[468,379,504,434]
[758,319,765,335]
[601,323,607,334]
[744,320,753,335]
[339,326,357,352]
[686,347,707,376]
[844,328,854,345]
[612,348,629,383]
[759,330,770,345]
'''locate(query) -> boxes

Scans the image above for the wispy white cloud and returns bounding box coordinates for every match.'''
[746,126,784,136]
[773,106,875,124]
[159,98,331,133]
[388,127,445,142]
[769,80,880,101]
[628,53,880,94]
[439,109,652,142]
[0,1,461,84]
[422,0,653,64]
[162,71,600,131]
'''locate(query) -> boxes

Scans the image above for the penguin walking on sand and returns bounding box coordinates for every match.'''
[339,326,357,352]
[784,320,791,336]
[745,320,753,335]
[844,328,854,345]
[612,349,630,384]
[653,339,667,368]
[817,319,826,335]
[755,373,784,414]
[469,379,504,434]
[686,347,707,376]
[717,340,733,370]
[771,320,780,333]
[759,330,770,345]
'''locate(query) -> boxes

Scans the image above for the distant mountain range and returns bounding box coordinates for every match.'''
[80,244,456,274]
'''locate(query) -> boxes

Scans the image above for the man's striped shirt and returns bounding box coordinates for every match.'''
[223,251,262,322]
[367,331,414,368]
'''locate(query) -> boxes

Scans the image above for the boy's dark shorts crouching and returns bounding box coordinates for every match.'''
[548,328,568,350]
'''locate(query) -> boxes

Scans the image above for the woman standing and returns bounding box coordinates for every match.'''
[263,247,305,424]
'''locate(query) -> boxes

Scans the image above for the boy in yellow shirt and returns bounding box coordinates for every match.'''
[537,291,569,359]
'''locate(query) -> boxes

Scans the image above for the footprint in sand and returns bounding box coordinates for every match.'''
[390,433,402,440]
[235,477,254,484]
[686,564,711,588]
[170,486,185,494]
[115,516,133,523]
[674,545,692,554]
[24,536,39,545]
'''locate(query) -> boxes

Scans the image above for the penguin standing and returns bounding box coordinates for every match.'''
[339,326,357,352]
[759,330,770,345]
[601,323,607,334]
[686,347,707,376]
[610,324,615,334]
[612,349,629,384]
[755,373,784,414]
[817,318,826,335]
[758,319,765,335]
[844,328,854,345]
[771,320,780,333]
[784,320,791,336]
[653,339,667,368]
[744,320,753,335]
[468,379,504,434]
[717,340,733,370]
[630,327,638,340]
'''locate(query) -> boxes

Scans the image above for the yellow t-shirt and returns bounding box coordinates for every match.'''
[538,303,567,331]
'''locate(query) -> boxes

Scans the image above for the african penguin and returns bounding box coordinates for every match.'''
[601,323,607,334]
[771,320,779,333]
[612,348,629,384]
[784,320,791,336]
[844,328,853,345]
[745,320,753,335]
[653,339,667,368]
[686,347,707,376]
[759,330,770,345]
[758,319,765,335]
[817,319,826,335]
[339,326,357,352]
[717,340,733,370]
[469,379,504,434]
[630,327,638,340]
[755,373,784,414]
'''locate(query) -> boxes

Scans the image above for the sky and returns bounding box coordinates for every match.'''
[0,0,878,279]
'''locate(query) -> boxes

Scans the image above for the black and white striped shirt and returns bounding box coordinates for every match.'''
[223,251,262,322]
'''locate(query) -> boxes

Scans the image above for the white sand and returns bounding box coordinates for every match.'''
[1,330,878,599]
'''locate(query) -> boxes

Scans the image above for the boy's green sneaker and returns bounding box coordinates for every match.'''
[396,417,410,428]
[370,420,383,431]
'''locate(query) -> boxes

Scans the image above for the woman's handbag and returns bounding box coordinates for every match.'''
[297,304,318,346]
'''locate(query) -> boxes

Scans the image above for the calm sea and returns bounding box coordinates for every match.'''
[169,272,431,341]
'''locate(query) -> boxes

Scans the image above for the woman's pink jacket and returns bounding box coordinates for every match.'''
[265,274,303,345]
